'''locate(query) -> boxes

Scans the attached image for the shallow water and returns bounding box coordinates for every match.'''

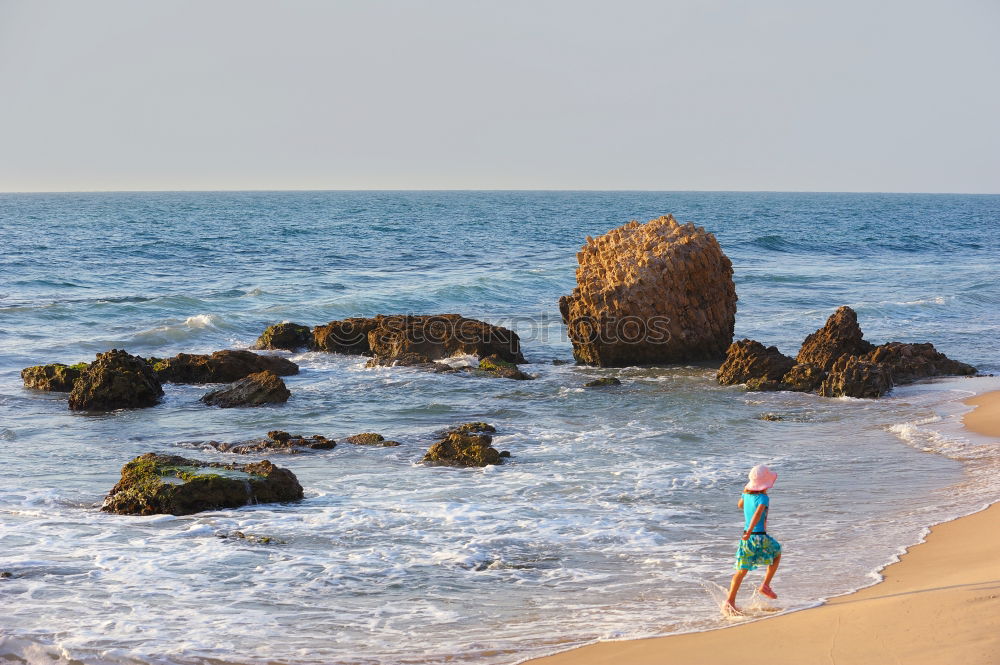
[0,191,998,664]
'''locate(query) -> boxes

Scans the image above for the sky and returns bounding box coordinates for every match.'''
[1,0,998,193]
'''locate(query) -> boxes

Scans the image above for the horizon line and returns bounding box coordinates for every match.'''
[2,187,999,196]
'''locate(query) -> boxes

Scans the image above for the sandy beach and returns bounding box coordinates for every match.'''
[527,390,1000,665]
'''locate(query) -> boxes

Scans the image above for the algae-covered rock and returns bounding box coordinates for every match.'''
[342,432,401,447]
[101,453,303,516]
[200,371,290,408]
[68,350,163,411]
[422,425,504,467]
[21,362,88,392]
[153,350,298,384]
[584,377,622,387]
[478,354,534,380]
[253,322,312,351]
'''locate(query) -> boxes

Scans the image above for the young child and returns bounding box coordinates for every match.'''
[723,464,782,615]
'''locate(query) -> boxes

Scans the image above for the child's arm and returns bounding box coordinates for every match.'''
[737,496,744,509]
[742,504,766,540]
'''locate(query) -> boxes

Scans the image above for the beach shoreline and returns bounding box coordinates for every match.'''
[524,389,1000,665]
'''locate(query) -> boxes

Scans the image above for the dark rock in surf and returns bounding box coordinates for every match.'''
[422,430,504,467]
[21,362,88,392]
[152,350,298,384]
[795,306,874,371]
[367,314,526,365]
[68,350,163,411]
[860,342,976,384]
[584,377,622,387]
[478,354,534,380]
[312,317,380,354]
[253,322,312,352]
[779,362,826,392]
[101,453,303,516]
[200,430,335,454]
[818,355,893,398]
[200,371,290,408]
[342,432,401,447]
[717,339,795,386]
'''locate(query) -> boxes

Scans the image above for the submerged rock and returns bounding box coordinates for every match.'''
[716,340,795,386]
[21,362,88,392]
[201,430,335,454]
[152,350,298,384]
[253,322,312,351]
[478,355,534,380]
[422,430,503,467]
[559,215,736,367]
[68,350,163,411]
[216,530,286,545]
[200,371,290,408]
[101,453,303,516]
[342,432,401,447]
[795,306,874,371]
[756,413,784,421]
[584,377,622,387]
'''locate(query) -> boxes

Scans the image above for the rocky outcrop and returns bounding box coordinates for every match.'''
[818,356,893,398]
[422,429,504,467]
[368,314,525,365]
[859,342,976,383]
[559,215,737,367]
[312,317,380,354]
[101,453,303,516]
[342,432,401,447]
[200,371,290,408]
[795,306,874,371]
[584,377,622,387]
[478,355,534,380]
[199,431,335,454]
[152,350,298,384]
[717,306,976,399]
[21,363,87,392]
[253,322,312,351]
[716,340,795,386]
[450,422,497,434]
[68,350,163,411]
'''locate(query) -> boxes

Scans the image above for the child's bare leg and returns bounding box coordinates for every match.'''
[759,553,781,598]
[724,569,748,614]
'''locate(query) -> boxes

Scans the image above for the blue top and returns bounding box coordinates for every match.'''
[742,492,769,533]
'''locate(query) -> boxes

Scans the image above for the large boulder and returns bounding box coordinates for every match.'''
[818,355,893,398]
[200,371,290,408]
[101,453,303,516]
[367,314,525,365]
[796,306,874,371]
[21,362,87,392]
[312,317,380,354]
[559,215,737,367]
[68,350,163,411]
[717,339,795,386]
[152,350,298,384]
[780,362,826,392]
[253,322,312,351]
[860,342,976,384]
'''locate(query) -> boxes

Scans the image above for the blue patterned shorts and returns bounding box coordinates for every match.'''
[734,534,782,570]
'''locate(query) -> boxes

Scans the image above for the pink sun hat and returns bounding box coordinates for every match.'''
[745,464,777,492]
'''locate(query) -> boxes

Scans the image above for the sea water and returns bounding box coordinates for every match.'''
[0,191,998,665]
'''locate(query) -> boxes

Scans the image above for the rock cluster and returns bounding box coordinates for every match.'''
[200,371,291,408]
[422,423,507,467]
[21,362,88,392]
[254,314,527,368]
[150,350,298,384]
[558,215,737,367]
[101,453,303,516]
[200,430,336,454]
[717,306,976,398]
[68,350,164,411]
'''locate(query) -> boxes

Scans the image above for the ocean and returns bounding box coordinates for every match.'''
[1,191,998,665]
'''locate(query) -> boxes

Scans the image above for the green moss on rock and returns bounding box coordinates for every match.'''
[253,322,312,351]
[21,363,88,392]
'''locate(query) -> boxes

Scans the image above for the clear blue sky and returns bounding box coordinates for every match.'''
[1,0,998,193]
